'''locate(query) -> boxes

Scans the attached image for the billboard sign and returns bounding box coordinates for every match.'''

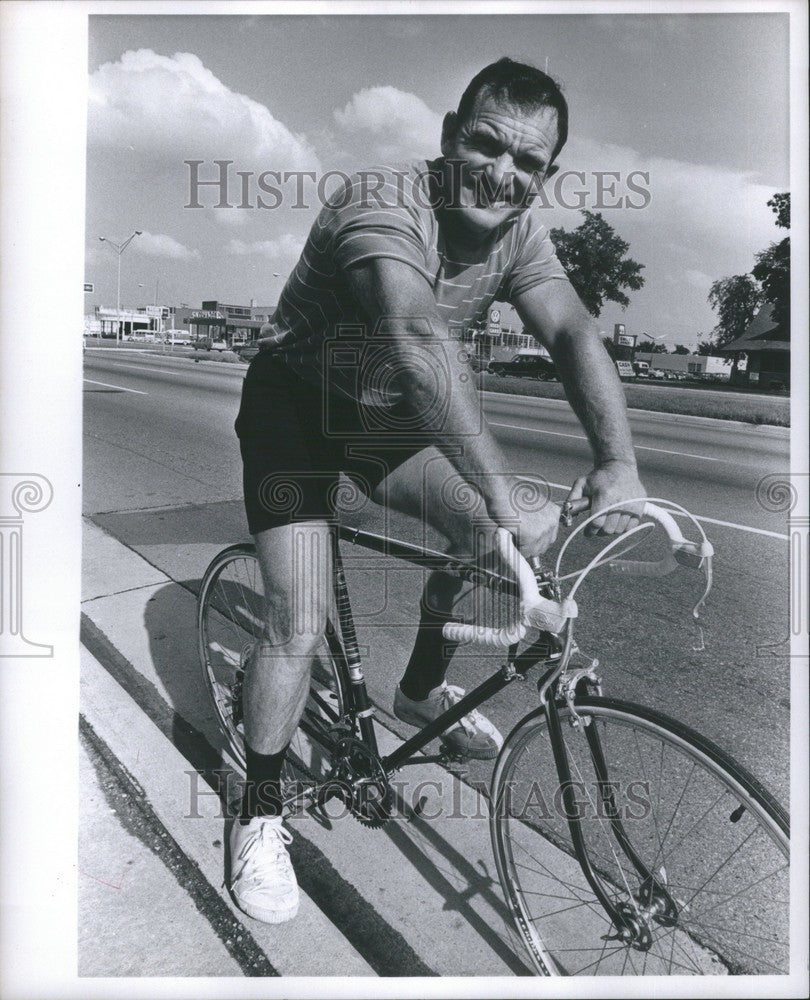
[615,360,635,379]
[84,283,94,293]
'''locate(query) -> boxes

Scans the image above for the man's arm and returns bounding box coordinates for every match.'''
[343,256,560,553]
[513,278,646,534]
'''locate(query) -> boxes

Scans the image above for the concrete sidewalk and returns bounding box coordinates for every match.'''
[79,516,525,977]
[79,713,245,977]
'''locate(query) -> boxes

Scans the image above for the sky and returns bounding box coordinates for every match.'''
[85,11,790,348]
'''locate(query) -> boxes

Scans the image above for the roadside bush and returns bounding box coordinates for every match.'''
[192,349,241,364]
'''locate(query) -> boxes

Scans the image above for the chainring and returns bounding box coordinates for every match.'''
[326,736,394,829]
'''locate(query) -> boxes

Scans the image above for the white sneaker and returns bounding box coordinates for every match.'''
[229,816,299,924]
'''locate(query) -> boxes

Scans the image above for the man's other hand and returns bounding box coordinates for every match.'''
[567,461,646,536]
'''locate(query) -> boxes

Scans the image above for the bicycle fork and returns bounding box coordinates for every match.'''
[544,690,679,949]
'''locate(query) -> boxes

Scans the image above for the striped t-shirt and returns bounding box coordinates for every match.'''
[259,158,567,406]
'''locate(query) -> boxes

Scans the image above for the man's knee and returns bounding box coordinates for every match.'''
[259,596,330,658]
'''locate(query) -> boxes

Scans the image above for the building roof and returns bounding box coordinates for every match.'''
[718,303,790,353]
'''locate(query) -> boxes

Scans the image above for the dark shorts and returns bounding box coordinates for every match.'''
[235,351,428,534]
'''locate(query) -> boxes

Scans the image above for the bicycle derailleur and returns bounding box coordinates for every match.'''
[316,735,394,829]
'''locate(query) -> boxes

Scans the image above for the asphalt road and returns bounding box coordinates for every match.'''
[83,350,792,803]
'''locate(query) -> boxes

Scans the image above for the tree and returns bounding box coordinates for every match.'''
[672,344,690,355]
[707,274,762,347]
[696,338,716,356]
[602,336,616,359]
[751,192,790,329]
[636,339,668,354]
[550,210,645,317]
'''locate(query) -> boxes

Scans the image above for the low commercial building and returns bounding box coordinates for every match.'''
[186,300,277,346]
[633,352,733,378]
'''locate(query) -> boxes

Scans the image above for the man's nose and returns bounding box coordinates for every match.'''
[486,153,515,190]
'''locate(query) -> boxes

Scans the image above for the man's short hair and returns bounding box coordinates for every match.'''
[456,57,568,163]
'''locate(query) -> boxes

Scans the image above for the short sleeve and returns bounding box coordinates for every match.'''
[500,210,568,302]
[322,168,435,283]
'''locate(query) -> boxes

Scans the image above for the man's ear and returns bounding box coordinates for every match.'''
[440,111,458,156]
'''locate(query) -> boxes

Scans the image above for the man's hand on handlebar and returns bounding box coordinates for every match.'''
[512,499,562,557]
[567,461,646,537]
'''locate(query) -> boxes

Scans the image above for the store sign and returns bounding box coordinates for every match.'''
[191,310,225,320]
[84,282,94,293]
[146,306,162,318]
[488,308,501,335]
[616,334,636,348]
[615,360,635,378]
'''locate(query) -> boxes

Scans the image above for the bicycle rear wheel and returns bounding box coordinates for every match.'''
[198,543,346,800]
[491,697,789,976]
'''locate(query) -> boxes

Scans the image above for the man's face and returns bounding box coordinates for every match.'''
[440,92,560,237]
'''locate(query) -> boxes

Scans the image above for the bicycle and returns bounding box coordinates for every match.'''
[198,495,790,977]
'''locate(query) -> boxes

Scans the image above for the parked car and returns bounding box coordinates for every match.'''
[161,329,193,346]
[488,353,558,380]
[648,368,667,380]
[632,361,650,379]
[234,342,261,363]
[193,338,229,352]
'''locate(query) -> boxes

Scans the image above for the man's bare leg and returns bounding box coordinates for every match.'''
[229,520,333,925]
[373,448,516,757]
[244,520,333,755]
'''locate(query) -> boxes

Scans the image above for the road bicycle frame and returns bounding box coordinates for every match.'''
[292,522,674,944]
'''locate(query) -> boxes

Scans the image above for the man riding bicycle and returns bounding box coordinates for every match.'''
[231,57,645,924]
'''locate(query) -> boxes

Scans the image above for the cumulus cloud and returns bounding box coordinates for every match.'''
[88,49,320,172]
[137,231,199,260]
[333,86,443,161]
[227,233,303,261]
[559,135,780,275]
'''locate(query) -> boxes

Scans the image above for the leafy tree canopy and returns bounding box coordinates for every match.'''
[707,274,762,347]
[550,210,645,317]
[636,339,668,354]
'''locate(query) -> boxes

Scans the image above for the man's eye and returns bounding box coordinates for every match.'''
[516,157,544,174]
[472,136,503,156]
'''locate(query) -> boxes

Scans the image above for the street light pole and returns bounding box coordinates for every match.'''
[99,230,142,345]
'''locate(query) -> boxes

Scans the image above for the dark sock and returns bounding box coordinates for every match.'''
[399,572,464,702]
[240,742,288,823]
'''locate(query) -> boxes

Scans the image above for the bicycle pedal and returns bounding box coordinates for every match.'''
[439,744,469,775]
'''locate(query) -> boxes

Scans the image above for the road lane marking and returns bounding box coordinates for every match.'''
[491,420,735,464]
[83,378,148,395]
[545,481,788,540]
[86,360,200,377]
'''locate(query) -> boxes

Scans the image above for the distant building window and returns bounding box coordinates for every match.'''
[687,362,701,373]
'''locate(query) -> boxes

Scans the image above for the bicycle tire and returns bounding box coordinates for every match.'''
[490,696,789,976]
[197,543,347,797]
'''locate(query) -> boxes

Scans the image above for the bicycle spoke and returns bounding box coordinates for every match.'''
[492,701,789,977]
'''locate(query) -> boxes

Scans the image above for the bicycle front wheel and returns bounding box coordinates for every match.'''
[198,544,346,799]
[491,697,789,976]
